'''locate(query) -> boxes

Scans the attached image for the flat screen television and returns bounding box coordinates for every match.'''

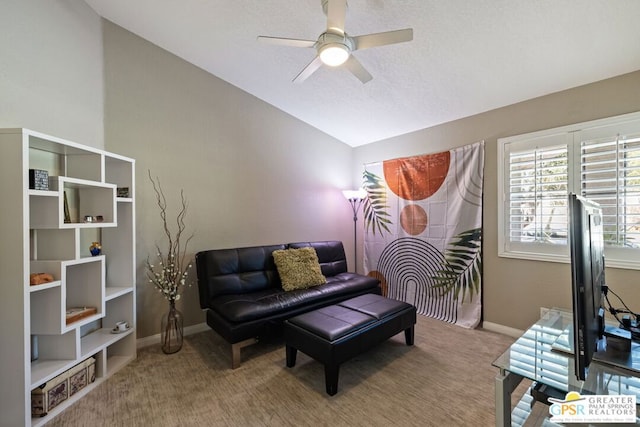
[568,193,606,381]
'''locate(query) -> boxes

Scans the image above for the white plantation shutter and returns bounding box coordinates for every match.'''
[499,112,640,268]
[509,144,568,244]
[501,133,571,260]
[580,132,640,248]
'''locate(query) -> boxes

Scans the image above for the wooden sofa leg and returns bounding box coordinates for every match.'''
[230,338,258,369]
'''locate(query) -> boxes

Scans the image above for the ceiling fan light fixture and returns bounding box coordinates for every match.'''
[319,43,349,66]
[258,0,413,83]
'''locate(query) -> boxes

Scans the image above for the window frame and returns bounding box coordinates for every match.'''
[498,111,640,270]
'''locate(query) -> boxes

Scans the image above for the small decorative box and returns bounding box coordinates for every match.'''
[68,357,96,397]
[31,357,96,417]
[117,187,130,198]
[29,169,49,190]
[31,372,68,417]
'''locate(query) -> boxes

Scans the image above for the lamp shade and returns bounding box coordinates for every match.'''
[319,43,349,66]
[342,189,367,201]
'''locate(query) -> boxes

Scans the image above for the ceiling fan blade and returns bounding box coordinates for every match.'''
[293,56,324,83]
[257,36,316,48]
[344,56,372,84]
[352,28,413,50]
[326,0,347,33]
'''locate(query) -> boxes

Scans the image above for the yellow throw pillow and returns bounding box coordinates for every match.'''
[273,247,327,291]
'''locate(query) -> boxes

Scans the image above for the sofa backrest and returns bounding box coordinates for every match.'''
[287,241,348,277]
[195,241,349,309]
[195,244,286,308]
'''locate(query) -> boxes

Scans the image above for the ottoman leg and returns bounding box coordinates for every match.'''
[286,345,297,367]
[404,325,415,346]
[324,364,340,396]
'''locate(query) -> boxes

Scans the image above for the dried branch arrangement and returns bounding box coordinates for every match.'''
[145,170,194,302]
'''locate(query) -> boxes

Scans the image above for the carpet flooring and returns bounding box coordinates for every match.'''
[46,315,519,426]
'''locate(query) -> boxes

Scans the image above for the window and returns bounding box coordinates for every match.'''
[498,112,640,269]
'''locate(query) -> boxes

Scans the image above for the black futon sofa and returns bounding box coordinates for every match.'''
[195,241,381,368]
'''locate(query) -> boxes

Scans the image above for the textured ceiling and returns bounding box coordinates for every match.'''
[83,0,640,147]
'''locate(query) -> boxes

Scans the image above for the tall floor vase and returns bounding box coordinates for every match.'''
[161,301,183,354]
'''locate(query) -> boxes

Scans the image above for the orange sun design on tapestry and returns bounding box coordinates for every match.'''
[382,152,450,201]
[400,204,428,235]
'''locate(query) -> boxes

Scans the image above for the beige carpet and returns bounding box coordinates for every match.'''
[46,315,518,427]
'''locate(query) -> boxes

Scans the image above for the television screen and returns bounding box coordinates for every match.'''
[568,193,606,381]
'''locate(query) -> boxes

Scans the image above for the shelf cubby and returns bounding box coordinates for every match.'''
[64,257,105,330]
[29,135,102,182]
[30,260,63,283]
[29,194,60,229]
[104,292,134,328]
[30,329,78,388]
[30,285,64,335]
[57,177,117,227]
[103,201,133,286]
[31,228,77,261]
[105,154,134,192]
[105,334,136,374]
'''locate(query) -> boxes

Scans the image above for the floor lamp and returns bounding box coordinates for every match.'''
[342,189,367,273]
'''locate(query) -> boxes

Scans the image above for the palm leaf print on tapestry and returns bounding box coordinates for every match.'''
[362,170,392,236]
[432,228,482,302]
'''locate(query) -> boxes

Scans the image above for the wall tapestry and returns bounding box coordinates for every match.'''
[363,141,484,328]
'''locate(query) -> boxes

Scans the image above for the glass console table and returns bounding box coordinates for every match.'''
[493,308,640,426]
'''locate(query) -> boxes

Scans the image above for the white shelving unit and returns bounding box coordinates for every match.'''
[0,128,136,427]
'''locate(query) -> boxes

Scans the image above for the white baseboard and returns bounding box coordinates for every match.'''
[136,322,210,349]
[482,321,524,338]
[482,307,553,338]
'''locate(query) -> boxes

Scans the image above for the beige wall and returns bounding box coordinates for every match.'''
[101,21,356,338]
[353,70,640,330]
[0,0,104,147]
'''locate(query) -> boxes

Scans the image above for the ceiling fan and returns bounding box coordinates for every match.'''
[257,0,413,84]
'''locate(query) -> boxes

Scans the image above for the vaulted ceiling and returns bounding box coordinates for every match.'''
[83,0,640,147]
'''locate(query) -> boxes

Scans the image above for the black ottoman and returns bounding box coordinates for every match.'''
[284,293,417,396]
